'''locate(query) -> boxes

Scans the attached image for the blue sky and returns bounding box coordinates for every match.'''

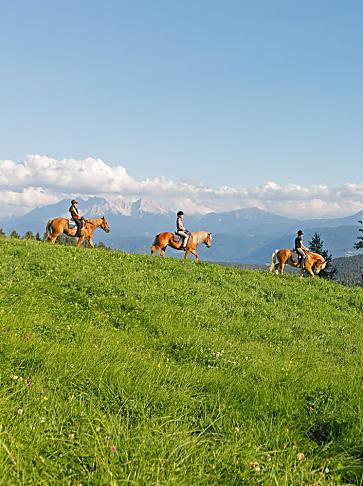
[0,1,362,217]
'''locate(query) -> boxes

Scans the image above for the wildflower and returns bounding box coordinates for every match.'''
[157,363,161,368]
[39,455,45,463]
[96,426,101,432]
[283,442,287,448]
[12,375,19,380]
[234,426,239,433]
[18,409,23,414]
[255,466,260,472]
[292,441,297,446]
[297,452,305,461]
[43,396,48,401]
[110,446,116,451]
[69,434,75,439]
[285,428,289,433]
[24,333,31,340]
[39,389,44,394]
[267,455,271,462]
[39,417,45,423]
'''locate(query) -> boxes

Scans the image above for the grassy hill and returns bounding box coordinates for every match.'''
[0,238,362,485]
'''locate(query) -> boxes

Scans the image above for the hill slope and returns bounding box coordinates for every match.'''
[0,239,362,485]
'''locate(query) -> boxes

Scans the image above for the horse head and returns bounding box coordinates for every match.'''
[311,254,326,274]
[204,232,212,248]
[101,216,110,233]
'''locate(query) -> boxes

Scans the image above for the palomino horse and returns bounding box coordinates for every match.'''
[269,249,326,277]
[44,217,110,248]
[151,231,212,261]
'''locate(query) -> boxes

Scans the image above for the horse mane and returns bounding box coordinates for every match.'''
[307,251,324,262]
[190,231,209,245]
[85,217,103,225]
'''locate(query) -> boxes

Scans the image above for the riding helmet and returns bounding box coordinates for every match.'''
[71,199,78,205]
[297,230,304,236]
[177,211,184,216]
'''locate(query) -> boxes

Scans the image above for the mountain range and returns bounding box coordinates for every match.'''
[1,197,362,264]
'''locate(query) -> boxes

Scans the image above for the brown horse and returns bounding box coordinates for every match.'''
[269,249,326,277]
[151,231,212,261]
[44,217,110,247]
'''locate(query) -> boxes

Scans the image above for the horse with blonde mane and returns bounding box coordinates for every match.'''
[151,231,212,261]
[44,217,110,248]
[269,249,326,277]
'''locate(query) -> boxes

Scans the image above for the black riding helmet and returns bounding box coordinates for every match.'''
[297,230,304,236]
[177,211,184,216]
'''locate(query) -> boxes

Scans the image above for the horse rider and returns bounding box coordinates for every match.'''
[69,199,83,237]
[295,230,308,268]
[176,211,189,249]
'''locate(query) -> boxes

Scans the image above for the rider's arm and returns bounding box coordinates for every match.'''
[302,242,308,251]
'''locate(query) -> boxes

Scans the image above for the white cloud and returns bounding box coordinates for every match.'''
[0,154,362,218]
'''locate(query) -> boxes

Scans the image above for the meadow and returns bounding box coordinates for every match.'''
[0,237,362,485]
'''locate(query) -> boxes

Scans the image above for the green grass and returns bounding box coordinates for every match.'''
[0,237,362,485]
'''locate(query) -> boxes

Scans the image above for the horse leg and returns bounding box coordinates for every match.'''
[305,264,314,278]
[88,237,94,249]
[77,236,85,247]
[160,246,167,257]
[190,249,199,261]
[274,263,279,275]
[279,261,285,275]
[49,231,61,244]
[151,244,162,256]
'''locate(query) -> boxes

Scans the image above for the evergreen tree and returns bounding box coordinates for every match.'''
[9,230,20,239]
[24,231,34,239]
[354,220,363,250]
[55,234,77,246]
[0,228,5,237]
[96,241,108,249]
[35,232,42,241]
[308,232,337,280]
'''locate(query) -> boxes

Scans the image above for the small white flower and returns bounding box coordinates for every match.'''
[234,426,239,433]
[18,409,23,414]
[13,375,19,380]
[297,452,305,461]
[39,417,45,423]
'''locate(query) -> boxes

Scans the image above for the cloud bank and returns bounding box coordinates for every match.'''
[0,155,362,218]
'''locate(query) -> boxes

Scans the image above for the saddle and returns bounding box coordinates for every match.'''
[173,233,189,248]
[68,218,85,230]
[291,250,305,267]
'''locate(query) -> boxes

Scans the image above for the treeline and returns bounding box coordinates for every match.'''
[0,228,110,249]
[332,254,363,287]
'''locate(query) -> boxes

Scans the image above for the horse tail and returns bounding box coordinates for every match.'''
[44,219,53,241]
[150,234,160,254]
[269,249,279,272]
